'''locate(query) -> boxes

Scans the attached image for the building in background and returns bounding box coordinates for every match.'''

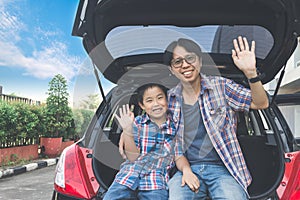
[0,85,41,106]
[266,37,300,138]
[279,37,300,94]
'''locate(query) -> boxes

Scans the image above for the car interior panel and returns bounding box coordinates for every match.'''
[91,92,284,198]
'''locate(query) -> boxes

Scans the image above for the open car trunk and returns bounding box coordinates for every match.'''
[90,89,285,199]
[73,0,300,85]
[85,59,285,199]
[71,0,300,199]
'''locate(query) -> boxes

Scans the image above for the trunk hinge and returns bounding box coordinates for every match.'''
[93,62,107,104]
[81,32,106,104]
[270,64,286,106]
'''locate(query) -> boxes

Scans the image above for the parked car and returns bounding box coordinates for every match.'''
[52,0,300,199]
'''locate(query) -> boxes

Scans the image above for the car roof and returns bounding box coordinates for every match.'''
[72,0,300,84]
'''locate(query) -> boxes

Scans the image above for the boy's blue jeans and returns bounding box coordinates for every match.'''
[168,163,248,200]
[103,181,168,200]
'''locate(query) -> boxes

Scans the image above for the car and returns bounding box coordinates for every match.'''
[52,0,300,199]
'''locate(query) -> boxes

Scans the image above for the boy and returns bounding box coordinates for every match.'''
[104,83,199,200]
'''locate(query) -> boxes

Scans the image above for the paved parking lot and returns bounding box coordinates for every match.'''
[0,165,56,200]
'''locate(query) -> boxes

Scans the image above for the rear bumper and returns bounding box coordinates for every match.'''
[52,190,85,200]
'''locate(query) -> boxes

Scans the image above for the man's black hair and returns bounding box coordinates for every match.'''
[163,38,202,66]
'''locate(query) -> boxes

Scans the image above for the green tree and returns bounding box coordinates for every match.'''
[0,101,17,147]
[72,109,84,135]
[80,109,94,134]
[80,94,101,110]
[14,102,39,145]
[72,109,94,138]
[0,101,43,147]
[44,74,73,139]
[30,105,46,142]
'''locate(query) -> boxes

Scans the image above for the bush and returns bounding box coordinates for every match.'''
[0,101,18,147]
[72,109,94,138]
[0,76,96,147]
[0,101,42,147]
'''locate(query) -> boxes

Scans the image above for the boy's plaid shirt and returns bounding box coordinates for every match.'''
[114,112,182,190]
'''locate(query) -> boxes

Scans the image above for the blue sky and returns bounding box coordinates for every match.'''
[2,1,291,107]
[0,0,216,107]
[0,0,105,106]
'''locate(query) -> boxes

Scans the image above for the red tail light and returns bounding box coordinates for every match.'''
[54,144,99,199]
[277,151,300,200]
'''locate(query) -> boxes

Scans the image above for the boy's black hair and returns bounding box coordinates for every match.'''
[163,38,202,66]
[136,83,168,105]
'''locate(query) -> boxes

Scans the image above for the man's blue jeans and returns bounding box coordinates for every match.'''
[103,181,168,200]
[168,163,248,200]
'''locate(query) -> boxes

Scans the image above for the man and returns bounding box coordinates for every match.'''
[163,36,268,199]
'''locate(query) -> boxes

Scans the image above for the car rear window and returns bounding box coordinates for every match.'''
[106,25,274,59]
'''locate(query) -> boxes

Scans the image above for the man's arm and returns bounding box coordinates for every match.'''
[232,36,269,110]
[248,79,269,110]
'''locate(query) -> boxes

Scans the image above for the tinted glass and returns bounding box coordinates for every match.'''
[106,25,274,59]
[279,105,300,138]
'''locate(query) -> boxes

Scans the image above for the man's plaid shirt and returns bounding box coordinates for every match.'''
[168,74,252,196]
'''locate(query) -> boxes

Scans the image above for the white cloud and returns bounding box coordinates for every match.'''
[24,41,82,80]
[0,7,24,42]
[0,1,83,81]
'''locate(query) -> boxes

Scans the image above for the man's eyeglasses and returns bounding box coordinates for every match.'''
[170,54,197,68]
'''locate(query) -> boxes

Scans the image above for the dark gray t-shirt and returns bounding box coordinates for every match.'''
[182,102,222,165]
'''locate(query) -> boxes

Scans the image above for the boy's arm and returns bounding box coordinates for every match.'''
[121,131,140,162]
[175,155,200,192]
[116,104,140,162]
